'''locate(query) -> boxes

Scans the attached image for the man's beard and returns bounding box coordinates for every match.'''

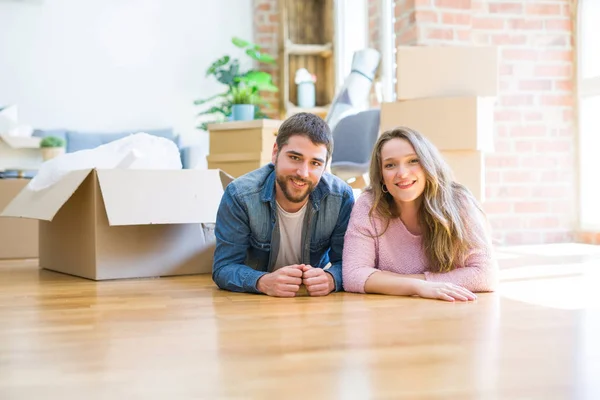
[276,174,315,203]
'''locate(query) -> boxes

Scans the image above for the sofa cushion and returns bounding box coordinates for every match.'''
[32,129,68,142]
[65,128,176,153]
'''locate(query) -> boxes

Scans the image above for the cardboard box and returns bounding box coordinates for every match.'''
[1,169,232,280]
[396,46,499,100]
[0,179,39,259]
[206,152,271,178]
[380,97,495,152]
[207,119,282,177]
[441,150,485,202]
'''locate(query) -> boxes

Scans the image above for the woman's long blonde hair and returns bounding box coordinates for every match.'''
[367,127,488,273]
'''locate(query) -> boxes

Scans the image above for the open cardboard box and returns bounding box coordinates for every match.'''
[0,179,39,259]
[1,168,232,280]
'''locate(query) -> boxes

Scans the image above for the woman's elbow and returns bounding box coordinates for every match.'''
[482,273,499,292]
[472,269,499,293]
[342,270,364,293]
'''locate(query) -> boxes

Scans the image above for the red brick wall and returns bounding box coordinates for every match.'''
[255,0,576,245]
[253,0,280,118]
[389,0,576,244]
[476,0,575,244]
[369,0,383,52]
[395,0,418,46]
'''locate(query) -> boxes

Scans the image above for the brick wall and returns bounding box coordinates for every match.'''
[369,0,383,51]
[389,0,576,244]
[395,0,418,46]
[253,0,280,118]
[254,0,576,245]
[474,0,575,244]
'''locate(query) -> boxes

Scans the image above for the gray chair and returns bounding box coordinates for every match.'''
[330,108,380,188]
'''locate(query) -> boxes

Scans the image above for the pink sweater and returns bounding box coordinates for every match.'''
[342,193,498,294]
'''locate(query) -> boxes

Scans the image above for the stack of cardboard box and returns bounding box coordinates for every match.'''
[380,46,499,202]
[206,119,283,178]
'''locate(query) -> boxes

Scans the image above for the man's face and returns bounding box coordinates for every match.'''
[272,135,328,210]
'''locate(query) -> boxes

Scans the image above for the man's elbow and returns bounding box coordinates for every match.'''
[211,264,226,290]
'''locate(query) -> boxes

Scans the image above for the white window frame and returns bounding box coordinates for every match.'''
[334,0,369,91]
[334,0,396,103]
[380,0,395,102]
[577,0,600,230]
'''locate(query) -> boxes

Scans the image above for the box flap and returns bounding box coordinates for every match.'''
[0,169,93,221]
[0,134,42,149]
[219,169,234,187]
[97,169,229,226]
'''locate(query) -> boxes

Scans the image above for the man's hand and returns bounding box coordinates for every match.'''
[256,265,304,297]
[301,265,335,297]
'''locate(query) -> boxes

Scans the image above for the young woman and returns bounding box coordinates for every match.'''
[342,127,498,302]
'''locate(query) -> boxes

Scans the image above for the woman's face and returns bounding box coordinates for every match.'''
[380,138,426,206]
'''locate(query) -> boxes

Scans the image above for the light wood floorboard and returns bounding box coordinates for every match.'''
[1,244,599,399]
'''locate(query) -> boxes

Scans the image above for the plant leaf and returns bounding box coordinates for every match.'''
[232,37,250,48]
[246,49,276,64]
[193,91,230,105]
[260,82,279,92]
[206,56,230,76]
[196,105,231,117]
[241,71,279,92]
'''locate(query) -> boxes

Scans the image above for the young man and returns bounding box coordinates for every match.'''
[212,113,355,297]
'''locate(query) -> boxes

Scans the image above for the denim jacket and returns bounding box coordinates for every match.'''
[212,163,355,293]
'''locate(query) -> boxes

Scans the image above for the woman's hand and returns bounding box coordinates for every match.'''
[415,281,477,302]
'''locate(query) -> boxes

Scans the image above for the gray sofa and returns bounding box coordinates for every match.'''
[31,128,197,169]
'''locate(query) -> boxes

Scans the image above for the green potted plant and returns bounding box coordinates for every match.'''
[231,83,259,121]
[194,37,278,129]
[40,136,66,161]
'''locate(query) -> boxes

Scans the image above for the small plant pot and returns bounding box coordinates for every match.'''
[232,104,255,121]
[41,147,65,161]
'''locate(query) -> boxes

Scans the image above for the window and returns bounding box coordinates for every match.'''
[334,0,396,103]
[578,0,600,229]
[334,0,369,90]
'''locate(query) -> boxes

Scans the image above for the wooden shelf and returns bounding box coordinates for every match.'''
[285,41,333,57]
[278,0,335,120]
[286,103,330,117]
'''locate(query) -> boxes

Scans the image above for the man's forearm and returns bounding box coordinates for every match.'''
[213,263,268,293]
[325,262,344,292]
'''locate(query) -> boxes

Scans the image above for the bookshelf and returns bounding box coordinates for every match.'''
[278,0,335,119]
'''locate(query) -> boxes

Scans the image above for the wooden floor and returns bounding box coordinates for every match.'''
[1,244,599,400]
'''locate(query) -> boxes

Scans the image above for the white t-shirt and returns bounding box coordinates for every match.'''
[273,201,308,270]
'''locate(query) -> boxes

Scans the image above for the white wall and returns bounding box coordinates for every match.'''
[0,0,253,164]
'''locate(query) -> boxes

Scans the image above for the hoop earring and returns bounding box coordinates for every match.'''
[382,184,389,193]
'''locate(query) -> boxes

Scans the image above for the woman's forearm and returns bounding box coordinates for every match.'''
[424,265,497,292]
[364,271,426,296]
